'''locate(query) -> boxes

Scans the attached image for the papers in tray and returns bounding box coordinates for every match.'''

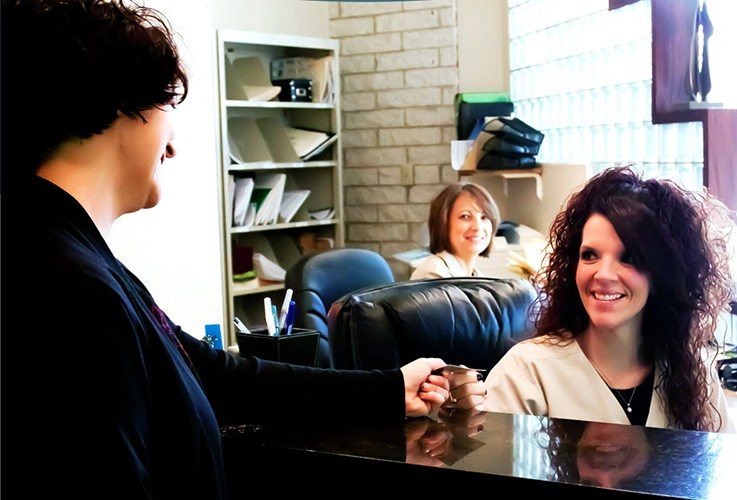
[253,252,286,282]
[228,118,334,165]
[301,134,338,160]
[252,173,286,226]
[231,176,255,227]
[451,140,474,171]
[230,173,316,227]
[242,85,280,102]
[284,127,337,160]
[308,207,335,220]
[278,190,310,223]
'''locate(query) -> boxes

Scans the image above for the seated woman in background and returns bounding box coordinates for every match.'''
[481,166,735,432]
[411,182,500,280]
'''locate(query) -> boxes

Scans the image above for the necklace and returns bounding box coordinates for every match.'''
[587,355,639,414]
[612,386,636,413]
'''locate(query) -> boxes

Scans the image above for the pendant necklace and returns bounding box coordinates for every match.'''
[613,386,636,413]
[588,356,638,413]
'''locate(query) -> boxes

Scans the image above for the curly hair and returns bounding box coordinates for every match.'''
[428,182,501,258]
[1,0,188,181]
[540,418,717,494]
[535,166,734,431]
[541,418,660,490]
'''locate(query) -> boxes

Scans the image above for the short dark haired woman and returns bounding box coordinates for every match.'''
[411,182,501,279]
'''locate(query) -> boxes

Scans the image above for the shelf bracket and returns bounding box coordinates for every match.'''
[499,172,543,200]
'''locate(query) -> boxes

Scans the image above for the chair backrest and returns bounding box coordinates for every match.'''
[327,277,536,370]
[284,248,395,367]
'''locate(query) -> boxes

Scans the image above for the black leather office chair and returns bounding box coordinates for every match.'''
[284,248,395,367]
[327,277,536,370]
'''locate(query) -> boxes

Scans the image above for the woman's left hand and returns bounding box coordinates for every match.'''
[442,369,487,410]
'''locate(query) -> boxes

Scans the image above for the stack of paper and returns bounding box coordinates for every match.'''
[231,176,255,227]
[278,190,310,223]
[308,207,335,220]
[229,118,335,165]
[252,173,286,226]
[253,253,286,282]
[451,140,475,171]
[284,127,337,160]
[302,134,338,160]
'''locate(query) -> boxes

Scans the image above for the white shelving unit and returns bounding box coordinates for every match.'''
[216,29,344,345]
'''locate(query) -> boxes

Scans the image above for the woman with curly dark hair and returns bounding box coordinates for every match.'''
[480,166,734,432]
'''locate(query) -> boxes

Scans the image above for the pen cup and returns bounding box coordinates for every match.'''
[236,328,319,367]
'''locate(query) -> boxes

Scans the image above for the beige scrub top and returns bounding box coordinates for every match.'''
[410,250,483,280]
[482,335,735,433]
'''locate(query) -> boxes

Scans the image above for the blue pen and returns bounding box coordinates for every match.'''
[271,304,280,335]
[285,300,296,335]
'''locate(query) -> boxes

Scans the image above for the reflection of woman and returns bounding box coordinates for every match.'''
[411,182,500,279]
[482,166,734,432]
[544,418,723,495]
[577,422,651,488]
[544,420,651,489]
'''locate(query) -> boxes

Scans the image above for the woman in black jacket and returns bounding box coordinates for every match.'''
[0,1,451,498]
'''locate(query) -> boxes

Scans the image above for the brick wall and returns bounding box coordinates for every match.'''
[329,0,460,279]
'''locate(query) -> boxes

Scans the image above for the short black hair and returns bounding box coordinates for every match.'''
[1,0,188,183]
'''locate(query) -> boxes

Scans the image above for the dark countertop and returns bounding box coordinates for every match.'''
[222,410,736,498]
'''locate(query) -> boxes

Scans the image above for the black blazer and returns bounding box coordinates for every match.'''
[3,177,404,499]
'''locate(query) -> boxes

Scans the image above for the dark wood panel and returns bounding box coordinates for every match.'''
[610,0,641,10]
[651,0,736,210]
[704,109,737,208]
[651,0,699,116]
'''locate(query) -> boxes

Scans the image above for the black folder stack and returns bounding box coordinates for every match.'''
[476,117,544,170]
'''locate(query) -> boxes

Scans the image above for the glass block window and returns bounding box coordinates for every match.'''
[508,0,704,189]
[512,414,551,480]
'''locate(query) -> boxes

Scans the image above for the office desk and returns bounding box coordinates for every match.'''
[222,410,735,498]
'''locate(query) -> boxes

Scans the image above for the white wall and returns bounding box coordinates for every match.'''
[457,0,508,92]
[108,0,223,338]
[212,0,329,36]
[105,0,330,338]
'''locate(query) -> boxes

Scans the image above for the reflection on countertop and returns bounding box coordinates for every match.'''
[223,410,736,499]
